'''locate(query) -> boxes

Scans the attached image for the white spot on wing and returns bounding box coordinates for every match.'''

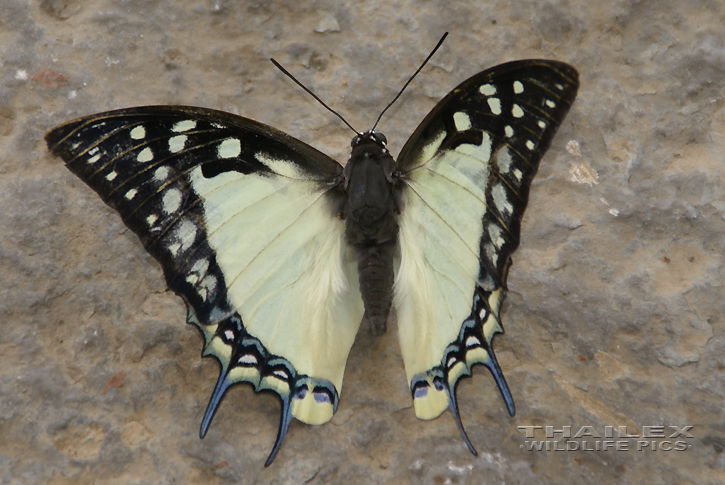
[538,120,547,129]
[162,188,182,214]
[146,214,158,227]
[239,354,257,365]
[478,307,487,320]
[453,112,472,131]
[495,146,513,174]
[191,258,209,276]
[488,223,505,249]
[479,84,496,96]
[504,125,514,138]
[218,138,241,159]
[513,81,524,94]
[512,168,523,181]
[186,259,210,285]
[224,330,235,341]
[168,135,187,153]
[466,336,481,347]
[546,99,556,108]
[105,171,117,181]
[172,120,196,132]
[485,243,498,266]
[487,97,502,115]
[526,140,535,150]
[137,147,153,163]
[130,126,146,140]
[88,147,99,155]
[177,220,197,252]
[201,275,217,295]
[154,166,170,182]
[492,184,512,214]
[512,104,524,118]
[88,153,101,164]
[124,188,138,200]
[168,242,181,256]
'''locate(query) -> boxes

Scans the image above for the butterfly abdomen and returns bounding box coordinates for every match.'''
[354,241,396,335]
[344,132,399,335]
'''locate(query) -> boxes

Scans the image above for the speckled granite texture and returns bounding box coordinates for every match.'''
[1,1,723,484]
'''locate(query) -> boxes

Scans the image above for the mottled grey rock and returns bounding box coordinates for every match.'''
[1,0,723,483]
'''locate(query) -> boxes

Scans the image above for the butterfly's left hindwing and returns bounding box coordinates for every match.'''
[46,106,364,466]
[394,60,578,449]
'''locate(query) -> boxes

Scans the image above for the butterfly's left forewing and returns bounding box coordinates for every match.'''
[46,106,364,465]
[394,61,579,450]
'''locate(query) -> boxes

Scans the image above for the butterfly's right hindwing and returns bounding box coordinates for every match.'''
[46,106,364,466]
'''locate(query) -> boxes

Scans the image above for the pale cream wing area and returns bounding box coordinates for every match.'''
[394,147,490,385]
[189,166,364,391]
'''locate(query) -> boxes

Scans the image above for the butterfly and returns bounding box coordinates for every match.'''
[45,46,578,465]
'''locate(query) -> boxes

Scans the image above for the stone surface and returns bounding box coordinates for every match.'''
[1,0,723,483]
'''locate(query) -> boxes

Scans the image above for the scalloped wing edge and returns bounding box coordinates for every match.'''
[408,286,515,453]
[186,305,339,466]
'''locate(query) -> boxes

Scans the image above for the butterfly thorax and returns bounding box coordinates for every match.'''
[343,131,398,336]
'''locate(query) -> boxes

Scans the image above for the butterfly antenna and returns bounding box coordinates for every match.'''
[371,32,449,132]
[270,58,360,135]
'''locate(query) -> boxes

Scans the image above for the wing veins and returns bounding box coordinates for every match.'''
[420,210,491,292]
[421,161,489,207]
[404,180,484,265]
[422,233,475,308]
[156,174,304,275]
[65,124,137,169]
[131,151,286,244]
[105,128,227,195]
[221,190,328,300]
[246,257,309,348]
[409,155,516,241]
[50,114,146,160]
[242,261,310,329]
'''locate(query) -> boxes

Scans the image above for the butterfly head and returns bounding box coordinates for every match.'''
[344,130,396,192]
[351,130,387,149]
